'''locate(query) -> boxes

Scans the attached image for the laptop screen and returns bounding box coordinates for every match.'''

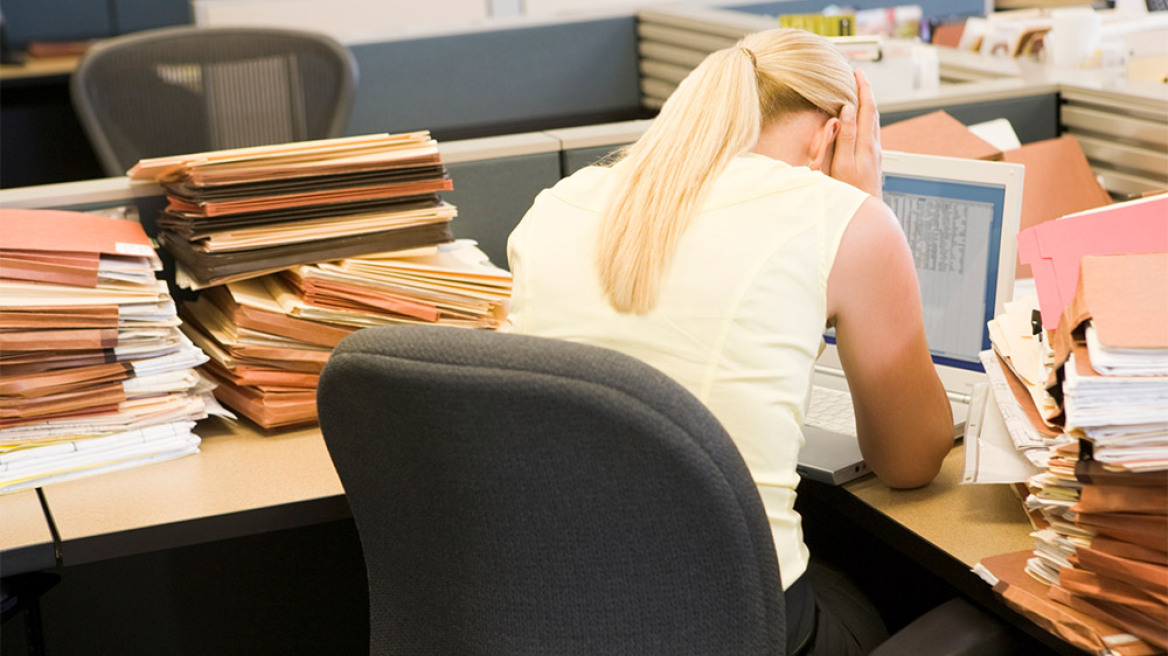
[879,152,1024,371]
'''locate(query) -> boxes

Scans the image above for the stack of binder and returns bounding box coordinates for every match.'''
[177,240,511,430]
[129,132,457,290]
[0,209,216,494]
[973,195,1168,654]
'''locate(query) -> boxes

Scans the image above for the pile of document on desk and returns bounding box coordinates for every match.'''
[0,208,224,494]
[177,241,511,429]
[971,194,1168,655]
[130,132,458,290]
[129,133,512,431]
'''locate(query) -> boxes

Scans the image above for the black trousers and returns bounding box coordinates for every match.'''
[786,559,890,656]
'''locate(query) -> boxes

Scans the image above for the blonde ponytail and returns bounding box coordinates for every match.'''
[597,46,760,314]
[596,29,858,314]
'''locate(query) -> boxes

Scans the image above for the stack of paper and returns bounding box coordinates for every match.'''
[1051,252,1168,468]
[0,209,219,494]
[970,197,1168,652]
[129,132,457,289]
[178,240,511,430]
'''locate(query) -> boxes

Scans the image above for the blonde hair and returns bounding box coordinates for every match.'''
[597,29,859,314]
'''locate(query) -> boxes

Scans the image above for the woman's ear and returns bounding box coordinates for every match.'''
[808,117,842,171]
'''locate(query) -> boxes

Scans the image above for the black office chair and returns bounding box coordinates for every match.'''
[318,325,1026,656]
[71,26,358,177]
[317,325,787,655]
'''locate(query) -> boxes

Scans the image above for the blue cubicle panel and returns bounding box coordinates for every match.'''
[443,152,562,270]
[2,1,115,45]
[346,16,644,140]
[1,0,190,45]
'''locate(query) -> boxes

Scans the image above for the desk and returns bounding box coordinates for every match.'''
[0,55,79,83]
[1,418,1088,654]
[846,444,1033,568]
[0,490,57,576]
[798,444,1087,655]
[35,417,348,567]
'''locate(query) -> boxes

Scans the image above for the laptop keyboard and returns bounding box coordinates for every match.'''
[805,386,857,437]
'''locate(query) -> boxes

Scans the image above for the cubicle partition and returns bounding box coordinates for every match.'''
[0,11,648,190]
[344,15,645,140]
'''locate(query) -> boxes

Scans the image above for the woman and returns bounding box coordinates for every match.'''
[506,28,954,655]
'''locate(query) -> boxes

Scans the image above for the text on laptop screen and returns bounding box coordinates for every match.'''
[882,174,1007,371]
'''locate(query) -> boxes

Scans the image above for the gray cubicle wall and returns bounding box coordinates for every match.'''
[346,16,645,140]
[882,93,1060,145]
[439,133,564,269]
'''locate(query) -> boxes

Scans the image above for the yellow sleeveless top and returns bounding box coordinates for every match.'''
[507,152,868,589]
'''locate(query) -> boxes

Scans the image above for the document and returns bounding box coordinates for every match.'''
[962,381,1045,484]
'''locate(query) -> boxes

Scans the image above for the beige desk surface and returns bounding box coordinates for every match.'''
[38,416,345,562]
[844,443,1035,568]
[0,489,57,576]
[1,489,52,552]
[0,55,79,81]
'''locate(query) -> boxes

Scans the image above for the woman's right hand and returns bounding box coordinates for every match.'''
[829,69,883,199]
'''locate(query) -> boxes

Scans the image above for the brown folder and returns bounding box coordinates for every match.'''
[1060,566,1168,611]
[1089,535,1168,568]
[0,361,132,398]
[0,305,120,329]
[1074,483,1168,516]
[1002,136,1112,279]
[1074,545,1168,598]
[0,251,101,287]
[201,367,318,430]
[976,549,1158,655]
[0,208,158,274]
[1049,585,1168,650]
[201,282,355,348]
[0,328,120,352]
[1060,252,1168,355]
[880,110,1003,161]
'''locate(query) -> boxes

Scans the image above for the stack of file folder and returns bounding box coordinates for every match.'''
[0,209,218,494]
[973,195,1168,654]
[123,132,512,431]
[177,240,511,430]
[129,132,457,289]
[1022,251,1168,651]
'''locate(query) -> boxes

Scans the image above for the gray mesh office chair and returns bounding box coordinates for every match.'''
[317,325,787,655]
[71,26,357,177]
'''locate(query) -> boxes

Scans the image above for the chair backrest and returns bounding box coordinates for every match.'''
[71,26,357,176]
[317,325,785,656]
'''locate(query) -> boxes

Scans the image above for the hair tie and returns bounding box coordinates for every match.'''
[739,47,757,68]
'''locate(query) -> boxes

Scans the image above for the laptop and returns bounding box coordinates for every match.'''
[797,151,1025,485]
